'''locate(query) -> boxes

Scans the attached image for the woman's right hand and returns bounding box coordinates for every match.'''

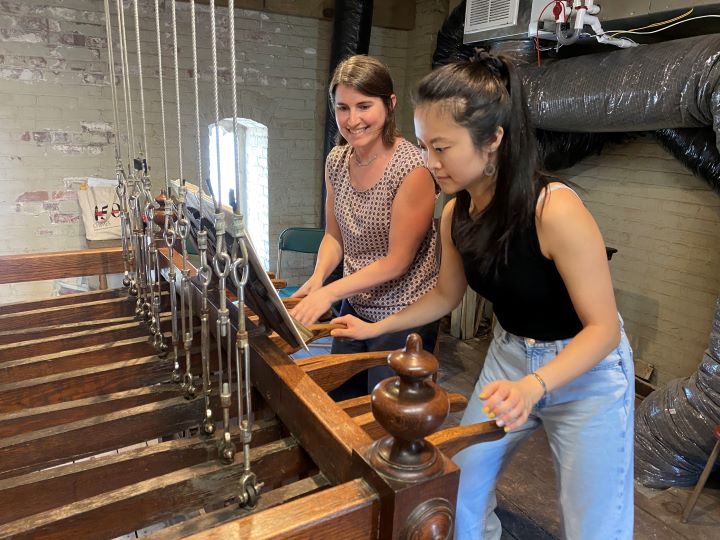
[330,314,380,341]
[291,275,324,298]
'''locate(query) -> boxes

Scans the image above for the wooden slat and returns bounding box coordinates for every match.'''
[270,322,340,354]
[0,288,124,315]
[636,376,657,399]
[0,315,170,363]
[338,395,375,417]
[187,478,379,540]
[0,296,139,331]
[0,247,125,285]
[0,385,177,439]
[151,474,330,539]
[0,418,283,524]
[0,438,312,540]
[0,396,202,479]
[426,422,506,459]
[0,355,171,414]
[0,335,159,383]
[298,351,390,392]
[0,315,142,345]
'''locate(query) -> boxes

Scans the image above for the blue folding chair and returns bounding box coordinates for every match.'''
[276,227,325,298]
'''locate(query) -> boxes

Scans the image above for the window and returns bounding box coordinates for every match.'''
[209,118,269,269]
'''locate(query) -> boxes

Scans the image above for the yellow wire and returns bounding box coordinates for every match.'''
[608,8,693,38]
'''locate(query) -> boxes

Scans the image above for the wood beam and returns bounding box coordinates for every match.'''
[0,385,177,439]
[0,438,312,540]
[0,248,125,285]
[0,396,202,479]
[186,478,379,540]
[298,351,391,392]
[0,316,171,363]
[0,356,171,414]
[150,474,329,539]
[0,288,124,315]
[0,418,283,524]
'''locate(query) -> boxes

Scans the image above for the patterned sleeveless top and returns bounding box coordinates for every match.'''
[327,138,439,322]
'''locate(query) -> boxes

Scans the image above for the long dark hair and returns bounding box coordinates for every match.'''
[413,50,548,275]
[329,55,399,147]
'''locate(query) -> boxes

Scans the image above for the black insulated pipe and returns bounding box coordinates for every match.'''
[321,0,374,227]
[432,1,720,192]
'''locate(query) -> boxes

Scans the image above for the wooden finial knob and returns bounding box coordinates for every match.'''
[368,333,450,482]
[153,189,168,227]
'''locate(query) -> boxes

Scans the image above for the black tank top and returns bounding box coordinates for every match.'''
[455,204,583,341]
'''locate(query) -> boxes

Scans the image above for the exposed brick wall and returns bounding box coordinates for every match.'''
[0,0,444,300]
[561,138,720,385]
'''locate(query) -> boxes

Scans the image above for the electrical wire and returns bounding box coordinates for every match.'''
[607,8,693,38]
[535,1,562,67]
[603,14,720,36]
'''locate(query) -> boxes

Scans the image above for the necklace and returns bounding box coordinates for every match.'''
[353,150,379,167]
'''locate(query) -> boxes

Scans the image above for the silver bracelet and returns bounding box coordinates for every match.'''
[531,372,548,398]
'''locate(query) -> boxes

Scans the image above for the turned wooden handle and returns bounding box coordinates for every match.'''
[426,422,505,458]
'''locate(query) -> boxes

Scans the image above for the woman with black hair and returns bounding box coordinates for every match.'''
[332,51,634,539]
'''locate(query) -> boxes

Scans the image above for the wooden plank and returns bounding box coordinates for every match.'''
[187,478,379,540]
[298,351,391,392]
[0,296,139,331]
[0,315,141,345]
[634,486,720,539]
[338,395,375,418]
[151,474,330,539]
[636,376,658,399]
[0,316,171,363]
[0,335,160,382]
[0,355,171,414]
[0,418,283,524]
[250,336,373,484]
[0,396,202,479]
[0,288,124,315]
[426,421,505,458]
[0,438,313,540]
[270,322,339,354]
[0,385,177,439]
[0,248,125,285]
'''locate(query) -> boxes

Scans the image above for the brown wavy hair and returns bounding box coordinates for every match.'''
[329,55,399,147]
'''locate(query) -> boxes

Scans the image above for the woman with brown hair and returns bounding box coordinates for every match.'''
[290,55,440,399]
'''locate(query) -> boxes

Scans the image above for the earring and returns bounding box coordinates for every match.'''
[484,162,496,176]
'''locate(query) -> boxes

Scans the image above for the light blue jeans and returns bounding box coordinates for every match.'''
[454,321,634,540]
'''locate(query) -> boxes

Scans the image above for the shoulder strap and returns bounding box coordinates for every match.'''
[537,183,582,207]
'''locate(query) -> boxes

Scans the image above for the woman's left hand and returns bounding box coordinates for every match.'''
[479,376,545,432]
[289,288,335,327]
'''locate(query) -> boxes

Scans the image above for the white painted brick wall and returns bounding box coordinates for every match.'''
[0,0,443,300]
[561,137,720,385]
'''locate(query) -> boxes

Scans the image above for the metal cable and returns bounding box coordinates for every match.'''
[153,0,170,195]
[189,0,205,228]
[133,0,149,161]
[171,0,184,185]
[103,0,121,164]
[209,0,222,211]
[189,0,215,435]
[116,0,135,171]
